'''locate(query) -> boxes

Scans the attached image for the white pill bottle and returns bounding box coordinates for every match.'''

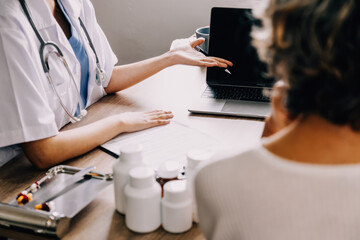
[186,149,213,223]
[162,180,192,233]
[124,167,161,233]
[113,144,143,214]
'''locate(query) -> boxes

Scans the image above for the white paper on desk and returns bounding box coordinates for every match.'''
[101,121,219,169]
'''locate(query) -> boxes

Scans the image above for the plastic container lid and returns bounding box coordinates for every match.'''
[119,144,143,163]
[129,167,155,189]
[186,149,213,169]
[157,161,180,179]
[163,180,188,202]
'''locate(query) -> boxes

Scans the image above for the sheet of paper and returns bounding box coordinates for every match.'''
[101,121,219,169]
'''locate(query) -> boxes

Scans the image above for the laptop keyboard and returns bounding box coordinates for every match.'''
[202,86,270,102]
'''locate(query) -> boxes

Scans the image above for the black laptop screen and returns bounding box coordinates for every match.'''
[207,7,274,88]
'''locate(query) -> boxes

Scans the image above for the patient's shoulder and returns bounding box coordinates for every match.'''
[200,144,264,169]
[194,144,265,186]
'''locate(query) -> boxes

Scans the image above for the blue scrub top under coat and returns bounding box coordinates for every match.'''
[58,0,89,109]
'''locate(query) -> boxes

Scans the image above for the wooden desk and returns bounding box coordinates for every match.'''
[0,65,264,239]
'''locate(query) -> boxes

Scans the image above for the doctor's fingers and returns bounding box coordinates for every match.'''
[150,113,174,120]
[198,58,229,68]
[144,110,174,120]
[146,110,172,115]
[148,112,174,120]
[209,57,233,67]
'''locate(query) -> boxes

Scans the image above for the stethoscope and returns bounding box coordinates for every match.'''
[19,0,106,123]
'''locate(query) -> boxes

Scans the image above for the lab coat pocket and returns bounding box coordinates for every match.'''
[46,53,79,100]
[46,53,67,94]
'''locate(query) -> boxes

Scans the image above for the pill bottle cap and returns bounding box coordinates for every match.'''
[163,180,189,202]
[119,144,143,164]
[157,161,180,179]
[129,167,155,188]
[186,149,213,169]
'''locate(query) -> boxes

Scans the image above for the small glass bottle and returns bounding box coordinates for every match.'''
[186,149,213,223]
[124,166,161,233]
[156,161,180,197]
[162,180,192,233]
[113,144,143,214]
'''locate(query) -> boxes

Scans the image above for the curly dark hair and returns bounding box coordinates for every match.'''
[259,0,360,130]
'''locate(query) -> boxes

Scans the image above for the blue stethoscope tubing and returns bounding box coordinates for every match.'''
[18,0,106,123]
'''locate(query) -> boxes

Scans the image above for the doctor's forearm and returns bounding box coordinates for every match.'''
[21,110,172,169]
[21,115,127,169]
[104,52,175,93]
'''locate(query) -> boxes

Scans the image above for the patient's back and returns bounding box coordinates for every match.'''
[195,144,360,240]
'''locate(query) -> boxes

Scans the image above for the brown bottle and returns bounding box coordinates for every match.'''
[156,161,180,197]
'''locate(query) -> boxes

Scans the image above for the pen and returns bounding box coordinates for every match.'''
[195,46,232,75]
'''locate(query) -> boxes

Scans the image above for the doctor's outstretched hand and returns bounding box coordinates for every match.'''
[104,36,233,94]
[169,37,233,68]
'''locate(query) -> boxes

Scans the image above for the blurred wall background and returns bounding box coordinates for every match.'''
[91,0,266,64]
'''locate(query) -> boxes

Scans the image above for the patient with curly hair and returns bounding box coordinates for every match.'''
[194,0,360,239]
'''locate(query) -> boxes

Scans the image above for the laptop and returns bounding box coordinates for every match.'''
[188,7,274,119]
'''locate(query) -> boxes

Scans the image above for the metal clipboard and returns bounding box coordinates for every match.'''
[0,165,113,238]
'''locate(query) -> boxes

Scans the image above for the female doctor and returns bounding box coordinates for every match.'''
[0,0,232,169]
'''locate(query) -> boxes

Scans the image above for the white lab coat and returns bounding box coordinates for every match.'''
[0,0,118,165]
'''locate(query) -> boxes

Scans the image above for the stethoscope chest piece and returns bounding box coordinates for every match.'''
[70,109,88,123]
[95,64,105,86]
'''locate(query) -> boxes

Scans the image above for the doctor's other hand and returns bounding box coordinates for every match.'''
[262,80,293,138]
[169,37,233,68]
[118,110,174,133]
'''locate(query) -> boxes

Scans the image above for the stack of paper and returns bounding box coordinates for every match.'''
[101,121,219,169]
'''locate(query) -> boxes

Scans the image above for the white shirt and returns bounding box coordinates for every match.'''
[0,0,117,165]
[194,144,360,240]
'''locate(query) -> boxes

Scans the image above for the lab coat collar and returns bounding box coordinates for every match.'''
[59,0,82,20]
[25,0,82,30]
[26,0,56,30]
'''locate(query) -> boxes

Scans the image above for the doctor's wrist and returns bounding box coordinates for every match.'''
[161,51,177,67]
